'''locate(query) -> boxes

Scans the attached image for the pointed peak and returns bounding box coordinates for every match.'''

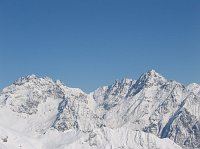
[148,69,156,73]
[136,70,167,87]
[142,69,165,79]
[146,69,161,76]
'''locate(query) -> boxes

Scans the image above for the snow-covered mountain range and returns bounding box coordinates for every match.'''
[0,70,200,149]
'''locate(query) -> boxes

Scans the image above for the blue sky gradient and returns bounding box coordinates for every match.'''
[0,0,200,92]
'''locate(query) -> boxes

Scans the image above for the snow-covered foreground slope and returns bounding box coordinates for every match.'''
[0,125,181,149]
[68,127,182,149]
[0,70,199,149]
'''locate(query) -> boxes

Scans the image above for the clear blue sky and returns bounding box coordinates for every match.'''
[0,0,200,92]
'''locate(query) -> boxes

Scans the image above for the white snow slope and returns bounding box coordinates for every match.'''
[0,70,199,149]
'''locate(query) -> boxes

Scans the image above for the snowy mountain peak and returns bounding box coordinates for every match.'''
[14,74,37,85]
[148,69,157,73]
[142,69,165,81]
[135,69,167,87]
[13,74,55,86]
